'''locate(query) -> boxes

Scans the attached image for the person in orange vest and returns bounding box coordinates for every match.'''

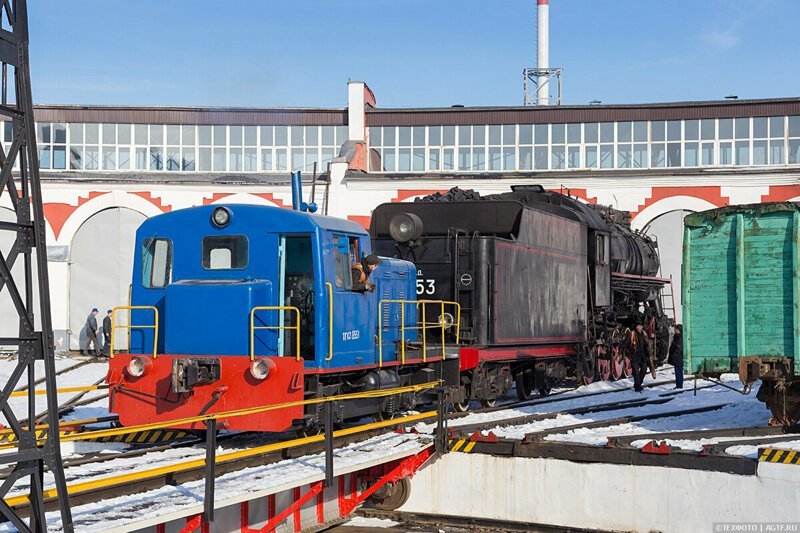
[351,254,382,292]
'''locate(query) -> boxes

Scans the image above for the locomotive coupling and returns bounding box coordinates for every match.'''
[172,357,221,393]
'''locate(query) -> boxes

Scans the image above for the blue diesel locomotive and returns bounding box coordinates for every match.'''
[106,177,460,433]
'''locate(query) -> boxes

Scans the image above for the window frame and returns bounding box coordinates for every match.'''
[141,237,173,289]
[201,234,249,271]
[332,234,361,291]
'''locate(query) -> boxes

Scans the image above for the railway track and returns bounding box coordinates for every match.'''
[456,376,687,418]
[6,411,437,514]
[356,508,588,532]
[1,369,739,523]
[0,371,694,478]
[436,379,800,475]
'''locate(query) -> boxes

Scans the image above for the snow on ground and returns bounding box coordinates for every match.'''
[342,516,401,528]
[726,439,800,458]
[414,367,800,458]
[0,432,432,532]
[0,355,110,426]
[418,367,684,433]
[5,428,294,497]
[487,375,766,441]
[2,358,800,529]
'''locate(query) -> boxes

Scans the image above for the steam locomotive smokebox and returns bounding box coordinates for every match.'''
[165,279,272,355]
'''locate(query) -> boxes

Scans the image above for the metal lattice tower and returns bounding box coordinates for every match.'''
[523,0,563,106]
[0,1,73,531]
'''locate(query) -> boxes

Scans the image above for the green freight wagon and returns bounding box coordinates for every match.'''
[683,202,800,425]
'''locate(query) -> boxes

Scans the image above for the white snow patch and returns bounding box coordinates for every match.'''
[726,439,800,458]
[343,516,401,528]
[0,356,110,426]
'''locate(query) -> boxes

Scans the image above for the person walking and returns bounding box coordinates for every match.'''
[624,323,651,392]
[102,309,113,357]
[83,308,99,356]
[669,324,684,389]
[351,254,382,292]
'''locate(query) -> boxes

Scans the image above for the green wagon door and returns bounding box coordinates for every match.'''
[683,204,800,375]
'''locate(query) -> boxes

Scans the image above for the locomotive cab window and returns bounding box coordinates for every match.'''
[596,234,609,264]
[202,235,248,270]
[142,237,172,289]
[333,235,359,289]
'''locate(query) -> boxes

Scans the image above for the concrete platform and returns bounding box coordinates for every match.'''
[400,450,800,532]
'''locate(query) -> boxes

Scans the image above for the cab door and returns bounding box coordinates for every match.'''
[322,233,374,368]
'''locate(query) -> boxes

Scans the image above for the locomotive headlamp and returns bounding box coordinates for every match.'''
[388,212,423,243]
[250,358,271,380]
[211,207,231,227]
[438,312,455,328]
[127,356,151,378]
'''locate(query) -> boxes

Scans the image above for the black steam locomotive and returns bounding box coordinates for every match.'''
[370,186,671,408]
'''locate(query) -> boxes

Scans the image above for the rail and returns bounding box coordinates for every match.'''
[110,305,159,359]
[9,385,108,398]
[2,381,443,448]
[378,299,461,366]
[249,306,301,361]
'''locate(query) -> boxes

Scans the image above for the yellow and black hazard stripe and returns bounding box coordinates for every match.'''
[0,429,80,448]
[86,429,189,444]
[758,448,800,465]
[0,428,188,447]
[449,438,478,453]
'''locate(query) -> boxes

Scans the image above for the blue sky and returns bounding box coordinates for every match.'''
[28,0,799,108]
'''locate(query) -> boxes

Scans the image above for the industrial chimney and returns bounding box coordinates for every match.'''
[536,0,549,105]
[523,0,562,106]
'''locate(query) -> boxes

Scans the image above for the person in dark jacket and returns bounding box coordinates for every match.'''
[83,308,99,356]
[102,310,112,357]
[623,323,652,392]
[351,254,382,292]
[669,324,684,389]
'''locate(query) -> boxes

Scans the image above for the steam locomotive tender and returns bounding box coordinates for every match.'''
[107,196,460,433]
[370,186,671,408]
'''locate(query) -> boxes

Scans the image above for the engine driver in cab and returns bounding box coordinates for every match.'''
[352,254,382,292]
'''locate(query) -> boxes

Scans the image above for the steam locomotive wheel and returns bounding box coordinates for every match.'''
[581,360,596,385]
[515,372,534,401]
[580,350,596,385]
[453,399,471,412]
[611,350,625,380]
[452,378,472,412]
[297,424,323,438]
[480,398,497,408]
[598,359,611,381]
[623,355,633,378]
[373,410,397,423]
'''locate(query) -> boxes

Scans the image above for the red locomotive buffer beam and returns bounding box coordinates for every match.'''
[107,354,304,432]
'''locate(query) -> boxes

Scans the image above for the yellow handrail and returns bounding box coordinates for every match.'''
[249,306,301,361]
[378,299,461,366]
[325,282,334,361]
[110,306,159,359]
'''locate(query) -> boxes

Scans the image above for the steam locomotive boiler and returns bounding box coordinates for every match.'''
[370,186,671,408]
